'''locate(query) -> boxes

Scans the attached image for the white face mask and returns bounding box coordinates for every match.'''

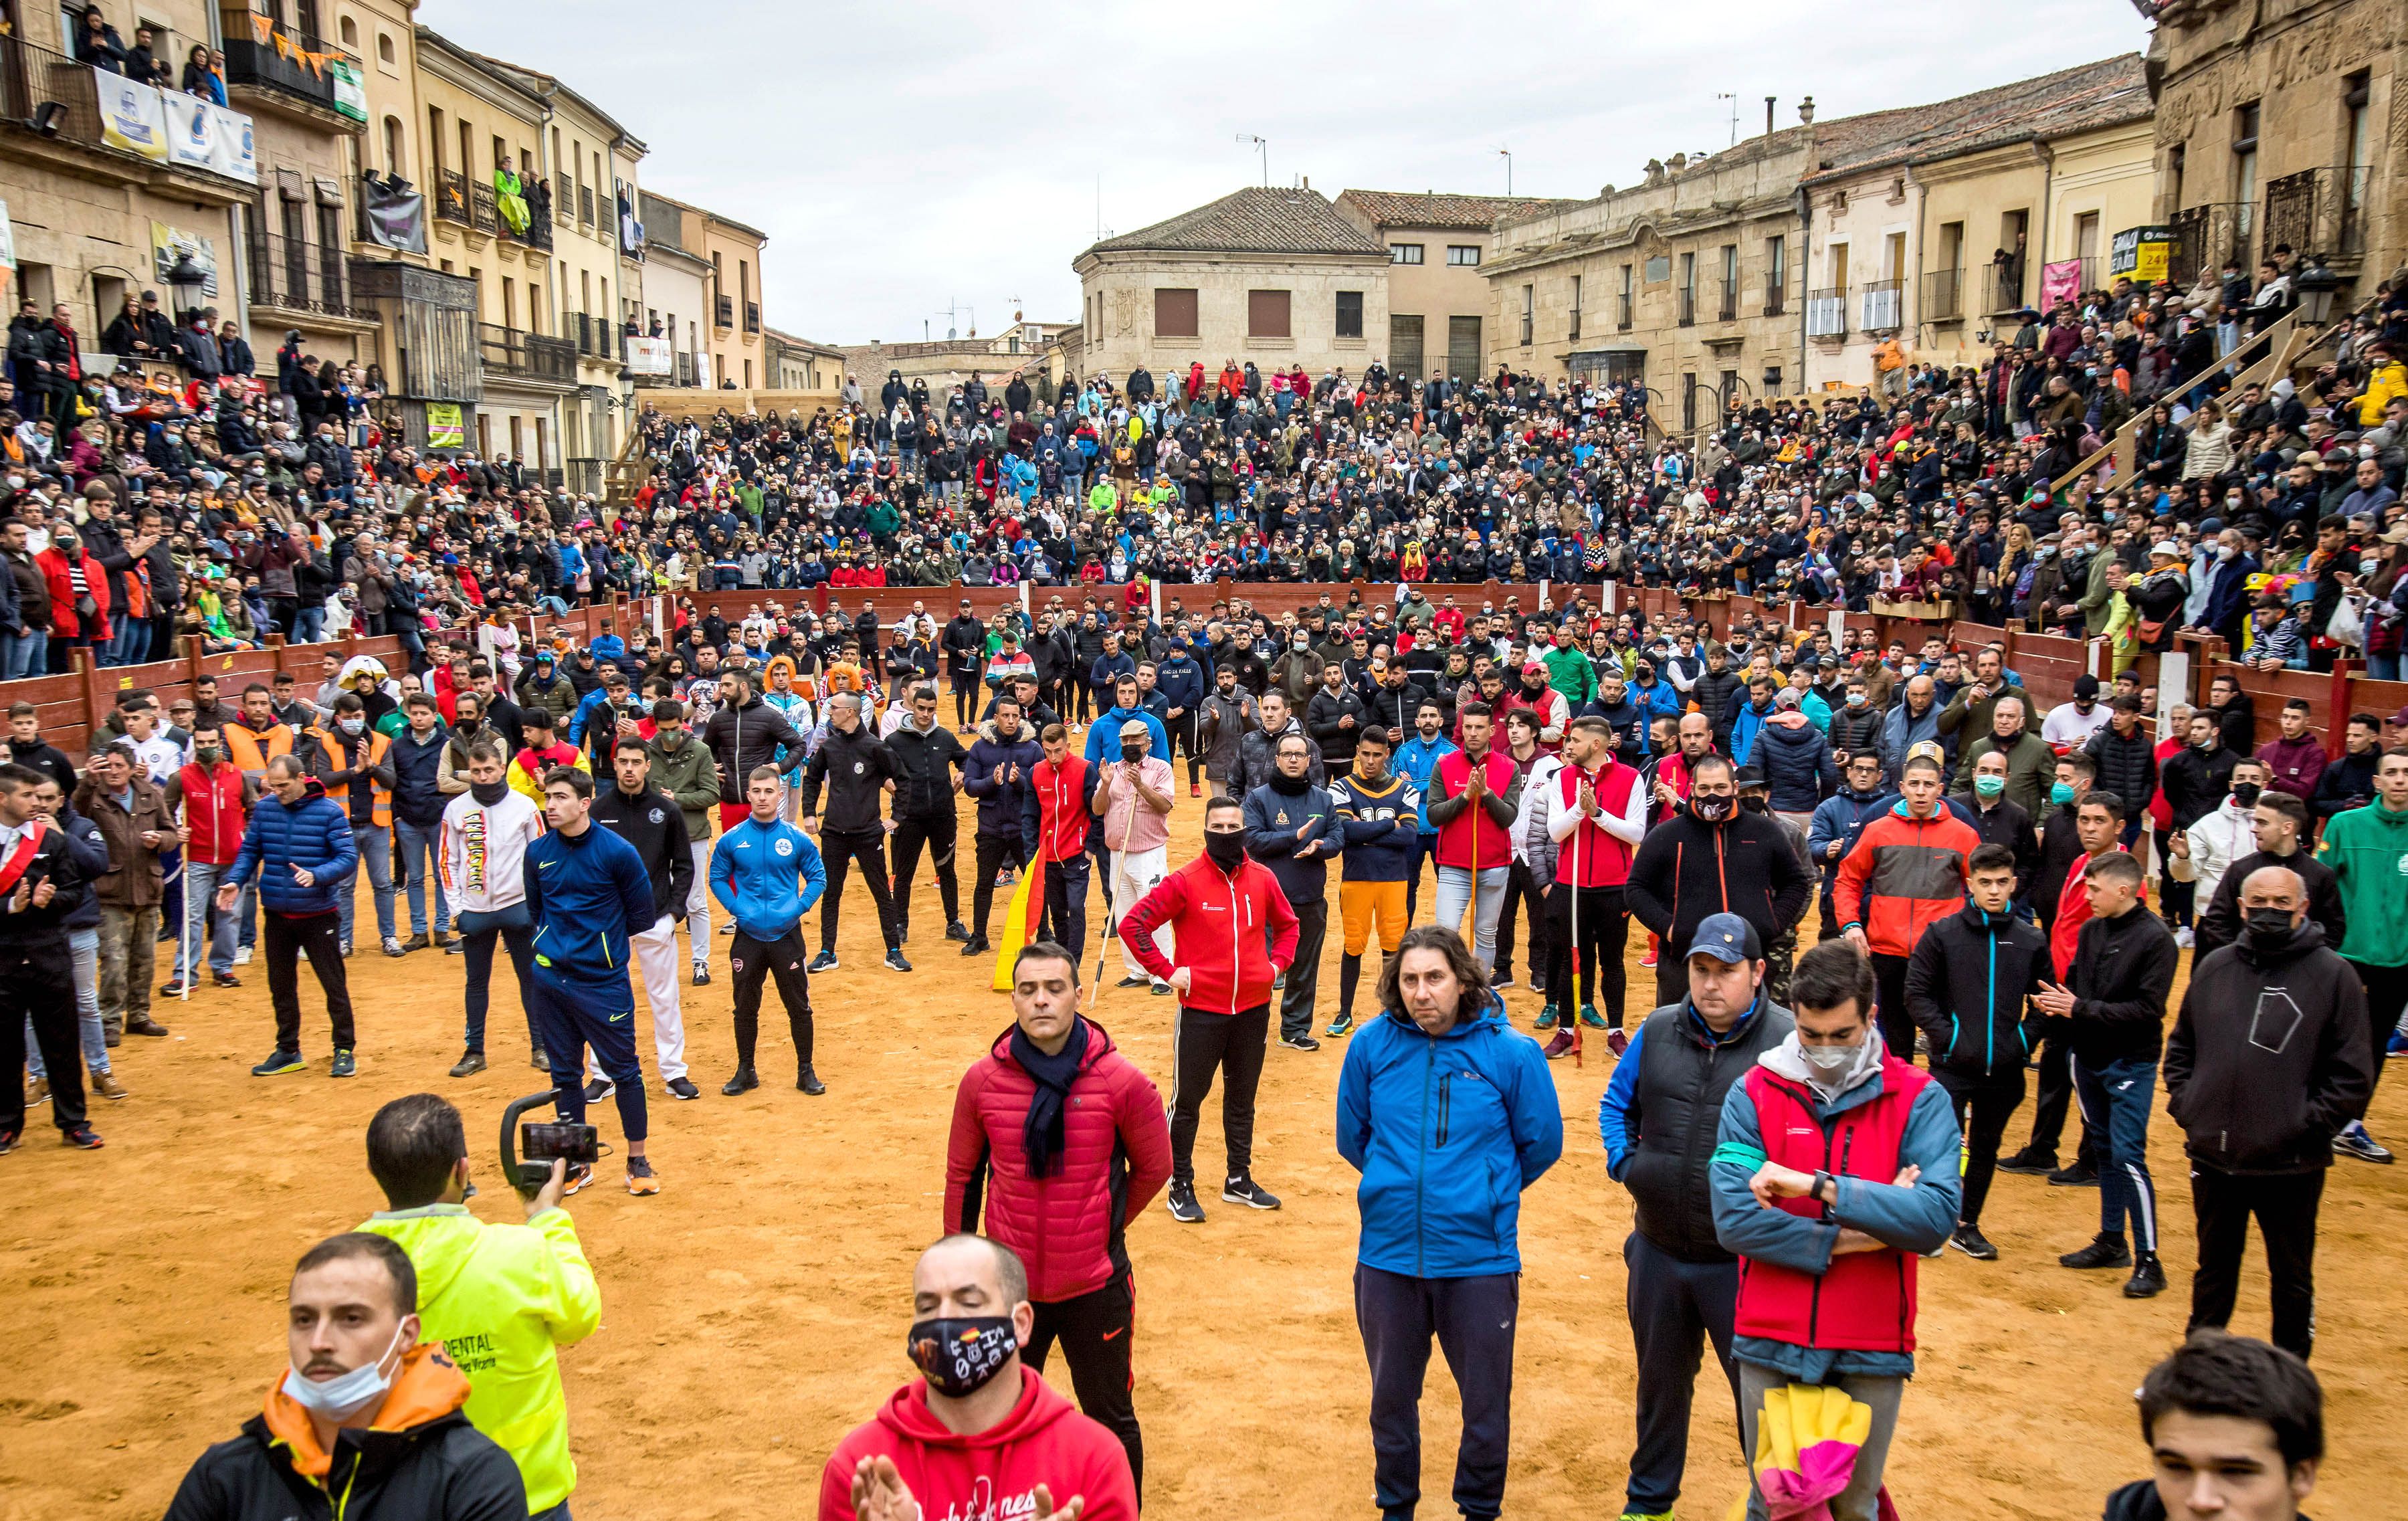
[1800,1037,1859,1076]
[280,1320,408,1423]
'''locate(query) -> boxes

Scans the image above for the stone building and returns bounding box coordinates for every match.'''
[1334,190,1572,385]
[634,189,710,386]
[1483,117,1822,431]
[763,327,843,392]
[2139,0,2403,300]
[1071,185,1389,389]
[1799,55,2152,387]
[840,320,1075,404]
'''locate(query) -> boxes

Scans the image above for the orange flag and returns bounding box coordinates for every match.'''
[248,11,272,41]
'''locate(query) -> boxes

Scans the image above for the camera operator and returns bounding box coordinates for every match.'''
[162,1231,528,1521]
[358,1093,599,1521]
[817,1234,1136,1521]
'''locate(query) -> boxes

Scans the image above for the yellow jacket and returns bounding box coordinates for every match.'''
[360,1202,601,1511]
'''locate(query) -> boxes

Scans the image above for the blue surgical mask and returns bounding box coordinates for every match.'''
[1975,775,2006,799]
[280,1321,408,1423]
[2050,781,2076,805]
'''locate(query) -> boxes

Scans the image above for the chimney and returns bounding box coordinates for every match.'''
[1799,95,1816,125]
[1765,96,1777,136]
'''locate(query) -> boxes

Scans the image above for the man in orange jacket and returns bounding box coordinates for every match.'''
[1118,795,1299,1226]
[1837,752,1981,1059]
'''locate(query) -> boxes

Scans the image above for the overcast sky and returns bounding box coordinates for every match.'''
[418,0,2154,346]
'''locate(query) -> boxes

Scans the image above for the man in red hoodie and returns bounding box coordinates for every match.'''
[944,942,1171,1496]
[820,1234,1138,1521]
[1118,795,1300,1225]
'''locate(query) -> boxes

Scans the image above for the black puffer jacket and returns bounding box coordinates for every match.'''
[698,695,805,805]
[2167,922,2375,1175]
[161,1393,527,1521]
[2082,723,2156,819]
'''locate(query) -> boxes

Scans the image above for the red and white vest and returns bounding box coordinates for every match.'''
[1552,760,1641,888]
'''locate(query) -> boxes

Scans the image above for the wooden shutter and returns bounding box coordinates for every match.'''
[1153,288,1197,338]
[1247,289,1290,338]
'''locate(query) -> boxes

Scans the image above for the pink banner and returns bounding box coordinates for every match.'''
[2040,258,2083,311]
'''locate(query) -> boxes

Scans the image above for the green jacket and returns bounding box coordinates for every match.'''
[2316,799,2408,967]
[1540,644,1595,706]
[646,730,721,840]
[360,1203,601,1511]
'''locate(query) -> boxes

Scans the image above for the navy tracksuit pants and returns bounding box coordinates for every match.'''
[529,973,647,1144]
[1354,1263,1517,1521]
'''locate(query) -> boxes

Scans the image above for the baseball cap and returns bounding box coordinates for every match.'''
[1688,912,1763,965]
[2072,673,2100,698]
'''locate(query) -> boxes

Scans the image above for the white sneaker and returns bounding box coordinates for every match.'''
[234,946,252,966]
[2174,927,2195,949]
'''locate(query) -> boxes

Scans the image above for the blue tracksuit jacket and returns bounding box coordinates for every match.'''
[523,821,655,991]
[709,813,827,940]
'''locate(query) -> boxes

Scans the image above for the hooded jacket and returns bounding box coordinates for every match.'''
[797,721,899,833]
[944,1018,1173,1303]
[2193,847,2344,962]
[708,812,827,940]
[817,1368,1137,1521]
[1627,805,1815,958]
[963,728,1043,840]
[1874,696,1941,786]
[1336,999,1563,1278]
[1833,801,1980,958]
[226,780,358,916]
[1906,902,2048,1081]
[353,1206,598,1512]
[161,1343,528,1521]
[2167,922,2375,1175]
[701,695,807,806]
[1752,710,1837,813]
[643,730,721,841]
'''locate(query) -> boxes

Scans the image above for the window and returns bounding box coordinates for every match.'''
[1763,365,1781,394]
[1568,274,1581,340]
[338,16,357,46]
[1446,315,1481,379]
[2343,71,2371,251]
[377,31,394,66]
[2233,101,2260,248]
[1719,243,1738,320]
[1765,235,1786,314]
[1519,284,1533,345]
[427,107,445,173]
[501,276,515,330]
[1335,290,1363,339]
[1390,314,1424,379]
[1619,264,1633,329]
[1154,287,1197,338]
[1678,251,1696,326]
[1445,245,1481,267]
[1681,373,1697,432]
[1247,289,1291,338]
[1391,243,1423,265]
[381,115,404,175]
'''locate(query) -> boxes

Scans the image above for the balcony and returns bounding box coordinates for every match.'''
[0,31,259,201]
[1922,266,1964,322]
[2262,166,2371,264]
[1805,287,1846,338]
[744,301,761,334]
[1763,280,1787,318]
[220,31,361,131]
[555,173,575,225]
[1677,288,1696,326]
[1717,282,1738,322]
[247,229,365,323]
[1860,280,1902,332]
[2166,203,2250,288]
[714,295,735,330]
[565,312,598,357]
[433,168,471,229]
[1981,263,2033,316]
[1616,295,1633,331]
[498,177,552,254]
[479,322,576,385]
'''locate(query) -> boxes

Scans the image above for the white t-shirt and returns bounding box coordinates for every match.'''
[2041,700,2112,748]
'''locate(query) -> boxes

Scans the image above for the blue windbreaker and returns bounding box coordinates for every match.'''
[709,813,827,940]
[1394,733,1456,835]
[523,821,656,987]
[1335,999,1563,1278]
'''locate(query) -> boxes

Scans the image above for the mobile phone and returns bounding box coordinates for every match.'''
[521,1121,598,1167]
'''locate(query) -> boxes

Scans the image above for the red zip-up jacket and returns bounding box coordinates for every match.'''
[1030,754,1094,864]
[1117,854,1298,1015]
[1833,802,1981,958]
[171,760,251,866]
[944,1018,1172,1302]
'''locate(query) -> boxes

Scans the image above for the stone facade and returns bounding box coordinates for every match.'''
[2144,0,2404,298]
[1335,191,1573,387]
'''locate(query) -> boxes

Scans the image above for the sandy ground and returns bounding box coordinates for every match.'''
[3,785,2405,1521]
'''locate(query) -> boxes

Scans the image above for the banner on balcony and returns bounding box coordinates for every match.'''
[426,403,466,449]
[2039,258,2083,311]
[329,60,367,122]
[693,350,712,389]
[359,177,427,255]
[208,104,258,185]
[625,336,671,376]
[2110,225,2174,284]
[94,68,168,161]
[150,221,219,300]
[165,90,215,175]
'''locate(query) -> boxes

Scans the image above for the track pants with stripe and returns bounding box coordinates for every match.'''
[2072,1055,2157,1252]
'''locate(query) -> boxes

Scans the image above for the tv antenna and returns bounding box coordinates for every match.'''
[1497,146,1513,196]
[1716,92,1738,148]
[1236,133,1268,187]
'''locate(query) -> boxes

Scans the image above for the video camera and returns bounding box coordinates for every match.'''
[499,1090,597,1197]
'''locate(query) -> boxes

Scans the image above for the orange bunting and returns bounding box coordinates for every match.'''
[247,11,272,41]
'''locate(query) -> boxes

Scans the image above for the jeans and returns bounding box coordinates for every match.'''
[1354,1264,1518,1521]
[335,823,396,948]
[1433,864,1510,971]
[456,904,538,1053]
[2367,649,2401,682]
[2072,1055,2160,1251]
[292,604,326,644]
[392,820,449,937]
[97,904,159,1039]
[0,628,41,680]
[107,616,152,667]
[1738,1361,1902,1521]
[25,926,109,1078]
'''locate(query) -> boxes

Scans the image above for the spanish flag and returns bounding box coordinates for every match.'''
[989,861,1049,993]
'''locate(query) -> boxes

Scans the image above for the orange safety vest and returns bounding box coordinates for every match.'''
[308,724,393,827]
[221,718,296,780]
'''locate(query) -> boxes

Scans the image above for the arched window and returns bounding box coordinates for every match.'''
[377,31,395,66]
[338,16,358,46]
[381,115,405,175]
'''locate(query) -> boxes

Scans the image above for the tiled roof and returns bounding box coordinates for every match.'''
[1802,54,2151,185]
[1085,187,1385,258]
[1336,189,1580,231]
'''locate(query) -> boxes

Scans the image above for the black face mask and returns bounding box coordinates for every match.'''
[906,1316,1018,1397]
[2230,782,2263,808]
[1691,795,1734,823]
[2243,907,2296,948]
[470,779,510,807]
[1203,830,1247,873]
[1740,794,1770,813]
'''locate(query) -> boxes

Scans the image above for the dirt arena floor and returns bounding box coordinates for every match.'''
[5,785,2406,1521]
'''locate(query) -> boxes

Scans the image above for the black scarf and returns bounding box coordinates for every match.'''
[1011,1017,1090,1179]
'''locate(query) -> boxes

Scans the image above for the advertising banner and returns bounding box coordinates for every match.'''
[426,403,466,448]
[0,200,14,272]
[2039,258,2084,311]
[151,221,219,299]
[209,103,258,185]
[95,68,167,160]
[625,336,672,376]
[329,60,367,122]
[2110,225,2175,284]
[165,90,215,174]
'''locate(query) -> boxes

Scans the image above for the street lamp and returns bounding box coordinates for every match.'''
[165,254,207,322]
[2293,254,2340,327]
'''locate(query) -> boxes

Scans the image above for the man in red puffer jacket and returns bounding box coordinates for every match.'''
[944,941,1170,1498]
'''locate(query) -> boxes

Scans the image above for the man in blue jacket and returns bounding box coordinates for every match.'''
[1336,924,1560,1521]
[959,699,1042,956]
[524,765,662,1195]
[216,756,359,1078]
[711,764,828,1096]
[1805,753,1897,944]
[1155,644,1208,796]
[1082,671,1169,767]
